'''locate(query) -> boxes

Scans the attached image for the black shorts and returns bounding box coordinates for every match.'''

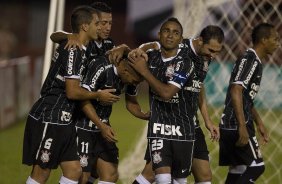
[76,128,97,172]
[219,127,264,166]
[94,132,119,164]
[193,127,209,161]
[148,138,194,178]
[22,115,79,169]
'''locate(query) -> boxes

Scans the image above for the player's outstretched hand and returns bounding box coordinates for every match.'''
[64,33,82,50]
[236,124,249,147]
[257,122,269,145]
[97,89,120,103]
[100,124,118,142]
[128,48,148,62]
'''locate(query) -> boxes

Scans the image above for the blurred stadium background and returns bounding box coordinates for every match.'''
[0,0,281,183]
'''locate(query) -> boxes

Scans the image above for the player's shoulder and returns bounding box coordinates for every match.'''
[242,48,257,62]
[89,56,112,68]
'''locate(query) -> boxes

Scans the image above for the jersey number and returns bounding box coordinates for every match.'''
[151,139,163,151]
[81,142,89,153]
[44,138,53,150]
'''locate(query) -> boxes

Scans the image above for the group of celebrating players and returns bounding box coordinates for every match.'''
[22,2,280,184]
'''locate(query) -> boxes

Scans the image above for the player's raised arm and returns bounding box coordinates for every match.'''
[50,31,82,50]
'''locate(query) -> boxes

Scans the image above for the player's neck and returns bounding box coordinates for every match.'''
[78,33,90,46]
[160,47,178,58]
[253,45,267,60]
[192,38,201,55]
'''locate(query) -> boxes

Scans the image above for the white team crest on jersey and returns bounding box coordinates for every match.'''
[80,155,89,167]
[41,150,51,163]
[152,152,162,164]
[166,64,175,79]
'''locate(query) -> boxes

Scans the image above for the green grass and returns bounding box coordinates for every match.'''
[1,97,281,183]
[0,94,149,184]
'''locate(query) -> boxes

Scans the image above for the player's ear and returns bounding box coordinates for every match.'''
[198,37,204,46]
[81,23,89,32]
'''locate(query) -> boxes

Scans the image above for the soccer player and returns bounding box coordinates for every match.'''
[118,25,224,184]
[128,17,196,184]
[219,23,279,184]
[76,55,149,184]
[22,6,119,184]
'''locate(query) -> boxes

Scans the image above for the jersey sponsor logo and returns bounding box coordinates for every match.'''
[235,58,246,81]
[185,80,202,92]
[67,48,75,75]
[181,169,188,173]
[79,154,89,167]
[90,66,104,89]
[244,61,258,85]
[153,123,183,136]
[60,111,72,122]
[152,151,162,164]
[40,150,51,163]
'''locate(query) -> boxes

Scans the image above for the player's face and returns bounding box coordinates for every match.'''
[158,21,183,50]
[199,38,223,61]
[265,29,280,55]
[97,12,112,40]
[88,13,100,40]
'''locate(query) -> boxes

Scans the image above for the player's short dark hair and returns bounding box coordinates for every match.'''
[71,5,98,33]
[120,58,144,83]
[252,23,274,45]
[200,25,224,44]
[90,2,112,13]
[160,17,183,35]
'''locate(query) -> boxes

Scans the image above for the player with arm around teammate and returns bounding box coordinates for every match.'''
[22,6,119,184]
[124,25,224,184]
[128,17,197,184]
[219,23,279,184]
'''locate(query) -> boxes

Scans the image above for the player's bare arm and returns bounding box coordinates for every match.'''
[125,94,150,120]
[199,85,220,141]
[252,107,269,145]
[230,84,249,146]
[81,100,117,143]
[50,31,82,50]
[129,56,179,100]
[65,78,120,103]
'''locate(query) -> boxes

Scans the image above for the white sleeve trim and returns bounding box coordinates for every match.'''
[168,81,181,89]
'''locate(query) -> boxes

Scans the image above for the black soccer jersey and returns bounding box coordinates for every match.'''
[85,38,115,61]
[29,41,88,125]
[181,39,212,128]
[146,49,196,141]
[220,48,263,129]
[75,56,137,132]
